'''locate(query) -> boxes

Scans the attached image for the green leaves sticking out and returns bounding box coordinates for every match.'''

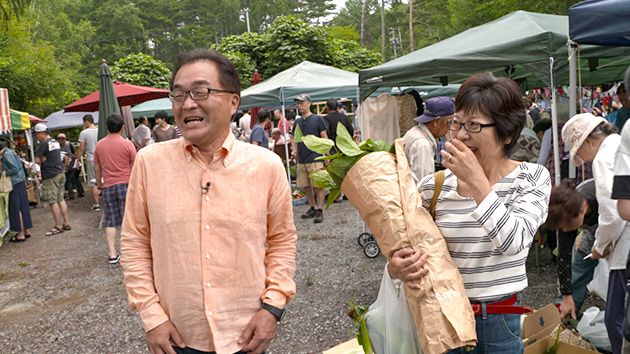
[336,124,363,156]
[293,123,304,143]
[347,296,373,354]
[302,134,335,155]
[317,152,343,160]
[299,123,389,210]
[309,169,338,190]
[359,138,391,153]
[329,154,364,186]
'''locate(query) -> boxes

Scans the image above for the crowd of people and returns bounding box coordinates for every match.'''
[2,49,630,354]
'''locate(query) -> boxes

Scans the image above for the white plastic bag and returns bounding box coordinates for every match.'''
[587,258,609,300]
[576,306,612,352]
[365,264,423,354]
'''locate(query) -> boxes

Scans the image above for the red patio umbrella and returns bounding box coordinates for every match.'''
[64,81,170,113]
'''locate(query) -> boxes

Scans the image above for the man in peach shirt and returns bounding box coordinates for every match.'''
[120,50,297,354]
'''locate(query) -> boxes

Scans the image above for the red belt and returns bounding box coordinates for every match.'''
[471,294,534,316]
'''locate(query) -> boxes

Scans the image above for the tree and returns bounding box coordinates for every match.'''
[298,0,335,24]
[408,0,413,52]
[0,0,32,23]
[0,17,77,117]
[110,53,172,89]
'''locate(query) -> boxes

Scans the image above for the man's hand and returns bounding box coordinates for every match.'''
[559,294,576,320]
[237,309,278,354]
[145,320,185,354]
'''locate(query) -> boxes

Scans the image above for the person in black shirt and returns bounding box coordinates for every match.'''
[323,98,353,153]
[34,123,70,236]
[546,178,598,319]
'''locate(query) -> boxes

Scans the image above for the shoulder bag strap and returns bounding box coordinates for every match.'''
[429,170,445,220]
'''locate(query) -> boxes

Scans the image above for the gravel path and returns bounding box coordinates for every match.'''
[0,195,603,353]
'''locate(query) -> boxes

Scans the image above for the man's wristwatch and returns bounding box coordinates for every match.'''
[262,303,285,321]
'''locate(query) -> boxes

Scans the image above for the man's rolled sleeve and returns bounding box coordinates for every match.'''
[120,152,169,332]
[262,159,297,308]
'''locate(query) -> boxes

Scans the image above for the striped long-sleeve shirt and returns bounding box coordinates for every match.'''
[419,162,551,302]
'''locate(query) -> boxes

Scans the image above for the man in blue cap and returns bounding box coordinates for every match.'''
[402,96,453,183]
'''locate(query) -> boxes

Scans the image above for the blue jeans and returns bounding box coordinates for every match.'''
[172,348,262,354]
[447,294,524,354]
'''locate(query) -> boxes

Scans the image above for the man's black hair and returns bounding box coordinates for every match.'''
[83,114,94,124]
[138,116,147,124]
[326,98,338,111]
[106,113,124,133]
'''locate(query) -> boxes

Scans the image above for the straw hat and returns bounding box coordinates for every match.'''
[562,113,607,166]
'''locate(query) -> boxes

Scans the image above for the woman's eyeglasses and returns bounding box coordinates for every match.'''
[447,119,496,133]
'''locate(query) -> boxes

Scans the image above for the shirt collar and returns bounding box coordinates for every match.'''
[181,131,236,168]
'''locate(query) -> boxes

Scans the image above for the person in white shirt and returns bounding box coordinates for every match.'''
[239,108,252,142]
[76,114,100,211]
[402,96,453,184]
[563,113,629,354]
[131,116,152,150]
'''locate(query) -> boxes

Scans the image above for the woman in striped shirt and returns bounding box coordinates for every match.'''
[388,73,551,354]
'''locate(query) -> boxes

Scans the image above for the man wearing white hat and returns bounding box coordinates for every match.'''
[34,123,71,236]
[402,96,453,183]
[563,113,629,354]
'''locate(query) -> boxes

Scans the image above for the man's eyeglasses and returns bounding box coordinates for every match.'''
[447,119,496,133]
[169,87,235,103]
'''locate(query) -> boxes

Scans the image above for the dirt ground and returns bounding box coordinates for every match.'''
[0,191,605,354]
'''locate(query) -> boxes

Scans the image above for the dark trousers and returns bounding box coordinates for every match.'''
[607,270,628,354]
[172,348,259,354]
[65,168,84,198]
[8,181,33,232]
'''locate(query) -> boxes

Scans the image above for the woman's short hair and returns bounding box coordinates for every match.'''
[455,73,526,156]
[546,179,584,230]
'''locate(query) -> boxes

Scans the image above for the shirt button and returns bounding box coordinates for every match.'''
[206,168,210,172]
[187,156,192,161]
[193,148,198,153]
[205,196,210,201]
[206,254,210,259]
[206,282,211,288]
[205,225,210,230]
[208,311,213,317]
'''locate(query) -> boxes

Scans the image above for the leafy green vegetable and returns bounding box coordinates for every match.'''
[302,135,334,155]
[545,324,562,354]
[293,123,303,143]
[300,124,393,209]
[347,296,373,354]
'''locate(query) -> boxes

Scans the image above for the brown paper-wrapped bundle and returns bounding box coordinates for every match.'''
[341,139,476,354]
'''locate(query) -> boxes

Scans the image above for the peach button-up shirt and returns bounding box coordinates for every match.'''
[120,132,297,354]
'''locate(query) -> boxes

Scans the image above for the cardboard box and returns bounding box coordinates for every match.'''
[322,338,364,354]
[522,304,562,347]
[522,304,598,354]
[524,337,599,354]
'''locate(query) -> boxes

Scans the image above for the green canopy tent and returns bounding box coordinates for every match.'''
[240,61,360,108]
[131,98,172,119]
[359,10,630,185]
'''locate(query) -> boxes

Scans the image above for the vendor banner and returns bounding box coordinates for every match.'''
[340,139,477,354]
[0,88,11,134]
[10,109,31,130]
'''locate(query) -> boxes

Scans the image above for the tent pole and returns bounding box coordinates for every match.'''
[568,42,577,179]
[280,87,291,185]
[549,57,561,186]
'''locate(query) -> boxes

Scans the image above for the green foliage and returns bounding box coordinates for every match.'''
[347,296,373,354]
[0,17,77,117]
[222,51,256,90]
[111,53,171,89]
[260,15,330,78]
[302,124,392,209]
